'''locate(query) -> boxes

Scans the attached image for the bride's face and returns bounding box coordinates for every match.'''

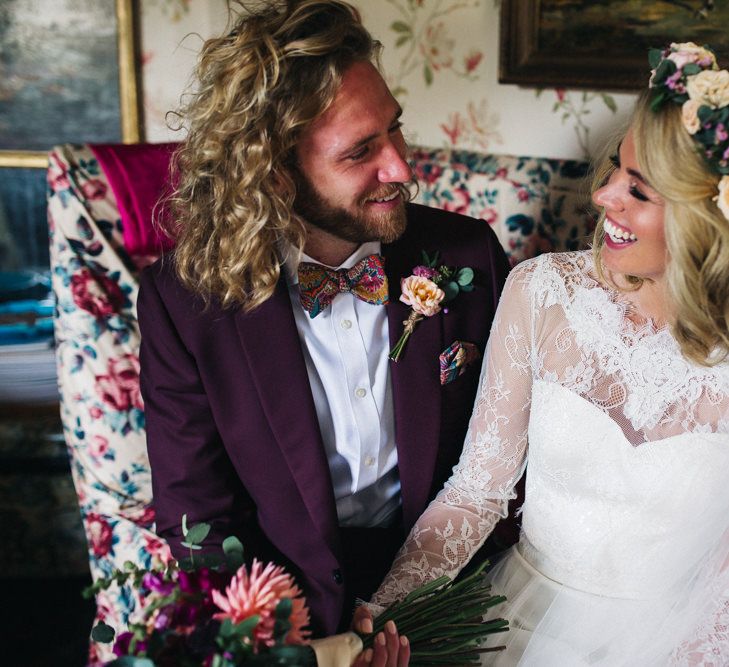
[592,129,667,283]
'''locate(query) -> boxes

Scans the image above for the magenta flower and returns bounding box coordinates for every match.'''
[412,265,439,280]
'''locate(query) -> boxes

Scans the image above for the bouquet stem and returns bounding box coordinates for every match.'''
[361,561,508,665]
[389,311,424,362]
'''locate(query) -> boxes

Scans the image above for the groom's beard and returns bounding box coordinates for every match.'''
[292,168,410,245]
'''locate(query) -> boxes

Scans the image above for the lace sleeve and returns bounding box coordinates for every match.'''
[371,263,535,607]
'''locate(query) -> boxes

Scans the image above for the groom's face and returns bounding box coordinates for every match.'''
[293,60,413,245]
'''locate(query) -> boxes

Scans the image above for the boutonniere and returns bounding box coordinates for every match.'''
[389,250,475,362]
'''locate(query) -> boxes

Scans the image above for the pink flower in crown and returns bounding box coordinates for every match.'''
[89,406,104,419]
[517,188,530,202]
[87,512,114,557]
[668,42,717,70]
[665,70,685,92]
[212,560,310,648]
[70,268,125,319]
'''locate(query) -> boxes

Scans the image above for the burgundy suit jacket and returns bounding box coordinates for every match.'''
[138,203,511,635]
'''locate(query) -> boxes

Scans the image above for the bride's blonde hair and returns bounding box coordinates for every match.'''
[163,0,379,311]
[592,89,729,366]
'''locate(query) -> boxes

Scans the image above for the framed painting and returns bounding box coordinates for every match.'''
[0,0,140,168]
[500,0,729,90]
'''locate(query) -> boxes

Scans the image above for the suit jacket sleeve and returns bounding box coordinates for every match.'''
[138,265,253,558]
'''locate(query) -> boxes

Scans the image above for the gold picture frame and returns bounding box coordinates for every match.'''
[0,0,141,168]
[500,0,729,91]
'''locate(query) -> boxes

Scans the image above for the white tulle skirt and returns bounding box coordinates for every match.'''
[479,543,717,666]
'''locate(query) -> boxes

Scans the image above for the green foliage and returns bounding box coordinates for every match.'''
[91,621,116,644]
[648,48,663,69]
[223,536,245,570]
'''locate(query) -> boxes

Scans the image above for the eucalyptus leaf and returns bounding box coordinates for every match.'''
[185,522,211,545]
[442,281,459,302]
[456,267,474,286]
[91,621,116,644]
[180,541,203,550]
[109,657,155,667]
[683,63,701,76]
[223,536,245,569]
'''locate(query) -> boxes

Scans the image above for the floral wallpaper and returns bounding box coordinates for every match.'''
[140,0,636,161]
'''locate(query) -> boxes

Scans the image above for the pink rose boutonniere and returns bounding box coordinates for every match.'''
[389,250,475,362]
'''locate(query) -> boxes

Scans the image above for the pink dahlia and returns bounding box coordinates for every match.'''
[212,560,310,647]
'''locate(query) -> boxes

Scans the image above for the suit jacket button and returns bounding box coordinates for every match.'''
[332,568,343,585]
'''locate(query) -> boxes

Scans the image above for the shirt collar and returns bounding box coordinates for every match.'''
[283,240,382,287]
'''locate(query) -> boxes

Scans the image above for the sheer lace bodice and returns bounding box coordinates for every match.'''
[371,252,729,664]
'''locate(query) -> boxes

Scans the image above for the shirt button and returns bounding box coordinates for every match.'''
[340,319,352,329]
[355,387,367,398]
[332,568,343,584]
[364,456,375,467]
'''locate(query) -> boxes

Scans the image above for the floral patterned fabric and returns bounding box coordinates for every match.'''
[46,142,590,663]
[410,147,594,264]
[47,144,172,665]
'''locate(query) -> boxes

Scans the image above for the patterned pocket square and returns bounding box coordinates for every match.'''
[439,340,482,386]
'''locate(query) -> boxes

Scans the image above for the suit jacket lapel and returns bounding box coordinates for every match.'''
[383,232,443,529]
[234,278,340,558]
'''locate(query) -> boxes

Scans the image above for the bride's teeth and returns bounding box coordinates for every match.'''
[604,219,637,244]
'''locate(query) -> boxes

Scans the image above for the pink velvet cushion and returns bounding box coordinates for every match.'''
[90,143,179,257]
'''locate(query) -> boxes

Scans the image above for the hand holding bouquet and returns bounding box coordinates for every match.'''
[88,517,508,666]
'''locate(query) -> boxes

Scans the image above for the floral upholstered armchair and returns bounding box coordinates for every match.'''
[47,142,593,662]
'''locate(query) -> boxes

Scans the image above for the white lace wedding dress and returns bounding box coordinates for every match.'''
[371,252,729,665]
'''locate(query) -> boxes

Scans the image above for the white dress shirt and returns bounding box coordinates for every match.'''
[283,242,401,528]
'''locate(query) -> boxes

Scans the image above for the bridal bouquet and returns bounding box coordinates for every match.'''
[88,517,508,666]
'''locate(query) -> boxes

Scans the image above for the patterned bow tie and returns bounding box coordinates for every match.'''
[298,254,389,318]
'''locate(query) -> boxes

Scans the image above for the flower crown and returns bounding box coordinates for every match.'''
[649,42,729,221]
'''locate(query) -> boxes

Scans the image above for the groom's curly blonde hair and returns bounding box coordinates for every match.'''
[164,0,380,311]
